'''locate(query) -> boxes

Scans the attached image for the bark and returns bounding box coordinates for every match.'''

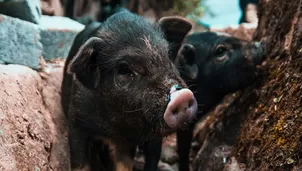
[236,0,302,170]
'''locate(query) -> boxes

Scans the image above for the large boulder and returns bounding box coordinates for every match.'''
[0,64,51,170]
[39,15,85,60]
[0,14,85,69]
[0,0,41,24]
[39,59,69,170]
[0,14,42,70]
[0,63,69,170]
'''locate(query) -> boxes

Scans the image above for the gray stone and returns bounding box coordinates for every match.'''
[0,0,41,24]
[0,14,42,70]
[39,15,85,60]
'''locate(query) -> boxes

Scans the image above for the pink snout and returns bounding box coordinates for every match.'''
[163,87,197,129]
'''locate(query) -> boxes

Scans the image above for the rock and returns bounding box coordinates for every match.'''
[170,163,178,171]
[0,14,42,70]
[39,15,85,60]
[161,143,178,164]
[0,63,70,170]
[38,59,69,170]
[194,144,233,171]
[158,161,175,171]
[161,134,178,164]
[40,0,64,16]
[133,152,176,171]
[222,157,245,171]
[0,0,41,24]
[210,23,257,41]
[0,64,51,170]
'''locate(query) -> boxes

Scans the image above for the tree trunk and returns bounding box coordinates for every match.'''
[193,0,302,171]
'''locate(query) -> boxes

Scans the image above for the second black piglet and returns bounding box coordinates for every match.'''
[142,31,265,171]
[175,31,264,171]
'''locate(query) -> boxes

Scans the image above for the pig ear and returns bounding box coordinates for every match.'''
[179,43,196,65]
[158,16,192,62]
[67,37,103,89]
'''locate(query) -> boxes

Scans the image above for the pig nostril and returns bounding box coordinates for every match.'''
[172,108,178,115]
[188,99,194,108]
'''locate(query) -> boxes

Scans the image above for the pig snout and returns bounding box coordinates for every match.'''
[163,84,197,129]
[253,41,265,64]
[245,41,265,65]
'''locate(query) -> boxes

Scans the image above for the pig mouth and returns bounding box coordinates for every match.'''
[158,121,192,136]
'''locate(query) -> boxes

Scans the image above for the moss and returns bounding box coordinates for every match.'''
[234,57,302,170]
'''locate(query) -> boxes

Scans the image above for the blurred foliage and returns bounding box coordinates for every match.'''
[165,0,215,23]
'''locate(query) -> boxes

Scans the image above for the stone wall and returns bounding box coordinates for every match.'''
[0,1,84,170]
[0,0,84,70]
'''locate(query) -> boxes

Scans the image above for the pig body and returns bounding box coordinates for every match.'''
[142,31,264,171]
[61,11,196,171]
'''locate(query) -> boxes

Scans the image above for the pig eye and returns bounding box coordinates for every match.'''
[215,45,228,57]
[214,45,229,63]
[117,62,134,76]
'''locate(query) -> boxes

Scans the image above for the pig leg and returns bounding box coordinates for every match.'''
[95,141,115,170]
[142,86,197,171]
[90,142,107,171]
[177,125,194,171]
[69,126,90,171]
[142,139,162,171]
[114,144,137,171]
